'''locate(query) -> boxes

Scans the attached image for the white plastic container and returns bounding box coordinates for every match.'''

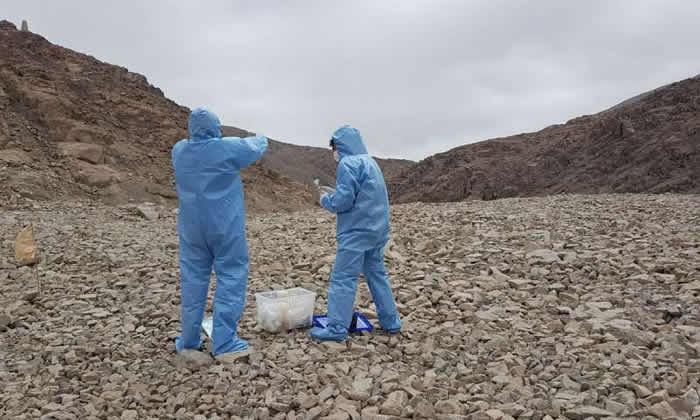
[255,287,317,333]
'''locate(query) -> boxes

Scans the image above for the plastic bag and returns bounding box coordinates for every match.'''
[313,179,335,205]
[201,316,214,338]
[15,224,38,266]
[259,303,283,332]
[313,179,335,195]
[319,186,335,195]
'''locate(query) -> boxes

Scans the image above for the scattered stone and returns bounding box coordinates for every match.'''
[318,386,335,402]
[299,394,319,409]
[39,413,76,420]
[136,203,160,221]
[662,304,683,323]
[121,410,138,420]
[435,400,464,415]
[681,280,700,292]
[22,290,39,303]
[0,313,11,331]
[485,409,506,419]
[349,378,373,401]
[605,400,627,416]
[320,412,349,420]
[564,406,614,420]
[381,391,407,416]
[57,142,105,164]
[647,390,669,404]
[72,161,122,187]
[0,149,32,165]
[526,249,560,264]
[632,384,653,399]
[322,341,347,353]
[606,319,655,346]
[668,374,688,396]
[175,350,213,368]
[648,401,678,419]
[307,407,323,420]
[499,403,525,418]
[669,389,699,415]
[360,406,379,419]
[414,397,436,418]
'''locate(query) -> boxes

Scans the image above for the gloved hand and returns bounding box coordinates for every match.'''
[314,179,335,206]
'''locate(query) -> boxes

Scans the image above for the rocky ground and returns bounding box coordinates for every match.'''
[1,194,699,420]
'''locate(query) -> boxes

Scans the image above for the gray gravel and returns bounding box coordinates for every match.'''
[1,194,699,419]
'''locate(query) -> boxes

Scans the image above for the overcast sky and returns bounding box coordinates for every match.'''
[5,1,700,160]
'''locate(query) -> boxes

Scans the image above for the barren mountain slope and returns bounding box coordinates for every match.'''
[390,75,700,203]
[0,20,314,212]
[222,125,413,187]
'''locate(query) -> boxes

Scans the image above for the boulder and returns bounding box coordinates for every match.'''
[57,142,105,164]
[72,161,122,187]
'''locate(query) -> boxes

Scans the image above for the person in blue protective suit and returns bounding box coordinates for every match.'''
[311,125,402,342]
[172,107,268,361]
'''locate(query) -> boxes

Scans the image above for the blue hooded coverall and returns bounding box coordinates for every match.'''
[172,108,268,356]
[311,125,402,341]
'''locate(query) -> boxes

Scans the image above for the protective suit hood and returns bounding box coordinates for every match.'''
[332,125,368,159]
[189,107,222,141]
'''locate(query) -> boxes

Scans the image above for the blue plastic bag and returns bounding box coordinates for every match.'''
[312,312,374,333]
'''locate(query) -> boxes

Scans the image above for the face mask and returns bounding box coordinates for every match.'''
[333,151,339,162]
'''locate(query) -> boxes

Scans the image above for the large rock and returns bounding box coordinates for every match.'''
[0,313,12,331]
[174,350,213,368]
[564,406,614,420]
[135,204,159,221]
[435,400,465,415]
[669,389,699,415]
[681,280,700,292]
[57,142,105,164]
[121,410,138,420]
[0,149,33,165]
[349,378,373,401]
[605,319,655,346]
[380,391,408,416]
[72,161,122,187]
[648,401,678,419]
[413,397,436,419]
[526,249,560,265]
[604,400,627,416]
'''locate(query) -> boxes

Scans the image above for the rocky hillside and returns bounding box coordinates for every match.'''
[0,20,314,212]
[222,125,413,188]
[2,195,699,418]
[390,75,700,203]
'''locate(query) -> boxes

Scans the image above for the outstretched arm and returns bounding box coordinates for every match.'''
[171,139,187,169]
[223,135,268,169]
[321,161,358,213]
